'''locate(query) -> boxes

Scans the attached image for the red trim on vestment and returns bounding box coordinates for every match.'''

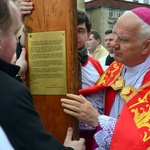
[111,70,150,149]
[79,62,123,116]
[104,87,117,115]
[110,104,147,150]
[88,56,104,75]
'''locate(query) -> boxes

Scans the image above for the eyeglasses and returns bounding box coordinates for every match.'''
[77,29,87,35]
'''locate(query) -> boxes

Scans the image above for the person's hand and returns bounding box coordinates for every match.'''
[64,127,85,150]
[18,0,34,21]
[61,94,100,128]
[15,48,27,83]
[11,53,17,65]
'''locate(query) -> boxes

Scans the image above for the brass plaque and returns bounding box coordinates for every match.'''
[28,31,67,95]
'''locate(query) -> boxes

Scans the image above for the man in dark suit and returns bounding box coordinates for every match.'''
[0,0,85,149]
[99,29,115,71]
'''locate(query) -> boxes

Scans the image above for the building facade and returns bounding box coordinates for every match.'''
[84,0,150,46]
[77,0,85,10]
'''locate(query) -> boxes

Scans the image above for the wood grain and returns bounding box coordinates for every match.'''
[24,0,79,143]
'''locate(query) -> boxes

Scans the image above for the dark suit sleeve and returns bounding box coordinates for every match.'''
[0,84,73,150]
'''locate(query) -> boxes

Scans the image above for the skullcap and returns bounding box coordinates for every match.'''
[132,7,150,25]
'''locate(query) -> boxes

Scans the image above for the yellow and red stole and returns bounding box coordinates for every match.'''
[79,61,150,149]
[79,61,124,115]
[110,70,150,150]
[79,61,123,95]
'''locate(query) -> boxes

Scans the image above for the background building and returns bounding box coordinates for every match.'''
[84,0,150,4]
[78,0,150,46]
[77,0,85,10]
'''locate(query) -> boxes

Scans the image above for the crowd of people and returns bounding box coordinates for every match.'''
[61,6,150,150]
[0,0,85,150]
[0,0,150,150]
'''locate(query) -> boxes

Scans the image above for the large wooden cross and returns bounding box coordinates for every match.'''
[24,0,79,143]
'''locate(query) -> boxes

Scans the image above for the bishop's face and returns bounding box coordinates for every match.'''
[112,12,149,67]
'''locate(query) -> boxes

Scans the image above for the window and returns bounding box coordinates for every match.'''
[109,25,114,29]
[109,9,114,18]
[117,10,122,18]
[144,0,149,4]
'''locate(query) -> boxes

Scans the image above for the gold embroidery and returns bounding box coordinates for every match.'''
[121,86,130,95]
[143,132,150,143]
[115,80,124,88]
[131,100,150,143]
[129,91,150,109]
[121,83,150,144]
[96,62,123,86]
[131,105,150,129]
[111,76,125,90]
[96,71,108,85]
[111,63,120,75]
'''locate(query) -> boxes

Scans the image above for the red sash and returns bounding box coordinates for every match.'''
[79,61,124,115]
[110,70,150,150]
[79,61,150,149]
[88,56,104,75]
[79,61,123,95]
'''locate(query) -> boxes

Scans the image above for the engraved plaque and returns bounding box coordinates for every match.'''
[28,31,67,95]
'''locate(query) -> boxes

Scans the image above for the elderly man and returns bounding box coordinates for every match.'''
[61,7,150,150]
[0,0,85,150]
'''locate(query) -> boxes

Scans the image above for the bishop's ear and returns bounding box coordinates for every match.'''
[142,39,150,54]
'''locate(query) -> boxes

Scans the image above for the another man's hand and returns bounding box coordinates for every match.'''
[15,48,27,83]
[18,0,33,20]
[64,127,85,150]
